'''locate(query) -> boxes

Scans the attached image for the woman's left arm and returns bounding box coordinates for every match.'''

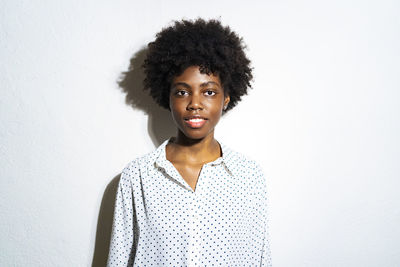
[256,163,272,267]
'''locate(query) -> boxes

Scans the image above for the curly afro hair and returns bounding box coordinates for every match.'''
[142,18,253,112]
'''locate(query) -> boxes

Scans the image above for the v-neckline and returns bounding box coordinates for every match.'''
[155,138,225,193]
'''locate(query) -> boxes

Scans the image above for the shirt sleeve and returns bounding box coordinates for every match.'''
[107,163,137,267]
[257,163,273,267]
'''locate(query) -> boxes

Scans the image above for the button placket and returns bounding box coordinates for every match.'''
[188,168,204,266]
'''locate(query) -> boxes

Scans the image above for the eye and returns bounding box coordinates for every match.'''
[204,90,216,96]
[175,90,188,96]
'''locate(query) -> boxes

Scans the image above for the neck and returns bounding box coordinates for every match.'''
[174,130,217,149]
[167,130,221,163]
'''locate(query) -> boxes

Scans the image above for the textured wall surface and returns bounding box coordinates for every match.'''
[1,0,399,266]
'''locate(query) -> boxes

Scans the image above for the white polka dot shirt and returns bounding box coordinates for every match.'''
[107,139,272,266]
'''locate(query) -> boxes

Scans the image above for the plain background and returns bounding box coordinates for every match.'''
[1,0,399,266]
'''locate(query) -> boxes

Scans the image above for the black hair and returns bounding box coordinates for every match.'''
[142,18,253,112]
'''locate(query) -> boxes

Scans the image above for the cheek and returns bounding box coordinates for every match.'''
[204,104,224,121]
[206,98,224,111]
[169,101,186,122]
[171,101,186,111]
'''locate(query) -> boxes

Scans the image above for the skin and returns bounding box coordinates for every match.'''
[166,65,230,191]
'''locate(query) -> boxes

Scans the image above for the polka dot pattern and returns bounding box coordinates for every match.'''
[107,139,272,266]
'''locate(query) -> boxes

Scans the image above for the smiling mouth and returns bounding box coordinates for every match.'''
[184,117,207,128]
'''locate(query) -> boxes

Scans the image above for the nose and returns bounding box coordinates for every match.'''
[187,93,203,110]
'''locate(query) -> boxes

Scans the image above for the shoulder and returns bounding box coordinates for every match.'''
[120,140,166,181]
[221,142,266,179]
[121,150,156,176]
[117,154,152,193]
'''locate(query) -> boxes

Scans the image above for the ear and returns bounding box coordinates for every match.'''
[223,95,230,110]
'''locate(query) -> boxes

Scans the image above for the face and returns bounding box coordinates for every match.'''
[169,66,230,141]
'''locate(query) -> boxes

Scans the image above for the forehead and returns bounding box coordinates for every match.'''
[172,66,221,86]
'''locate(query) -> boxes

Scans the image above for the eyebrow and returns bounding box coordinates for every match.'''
[200,81,220,87]
[172,81,221,88]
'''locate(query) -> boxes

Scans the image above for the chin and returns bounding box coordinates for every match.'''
[180,127,213,141]
[182,132,208,140]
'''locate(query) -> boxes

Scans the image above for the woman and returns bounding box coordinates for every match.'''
[107,18,272,266]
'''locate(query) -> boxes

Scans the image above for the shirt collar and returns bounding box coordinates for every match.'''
[153,139,172,170]
[153,138,237,176]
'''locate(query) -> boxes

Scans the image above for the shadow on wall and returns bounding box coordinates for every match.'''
[118,47,176,146]
[91,48,176,266]
[91,175,120,267]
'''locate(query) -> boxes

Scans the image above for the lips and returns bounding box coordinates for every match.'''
[184,116,207,128]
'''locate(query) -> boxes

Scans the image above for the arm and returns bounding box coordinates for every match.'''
[260,201,272,267]
[107,165,136,267]
[257,163,272,267]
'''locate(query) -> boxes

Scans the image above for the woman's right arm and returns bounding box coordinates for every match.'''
[107,164,136,267]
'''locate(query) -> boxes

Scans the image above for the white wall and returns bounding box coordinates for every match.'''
[1,0,399,266]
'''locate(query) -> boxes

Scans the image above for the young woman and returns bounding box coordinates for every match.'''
[107,18,272,266]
